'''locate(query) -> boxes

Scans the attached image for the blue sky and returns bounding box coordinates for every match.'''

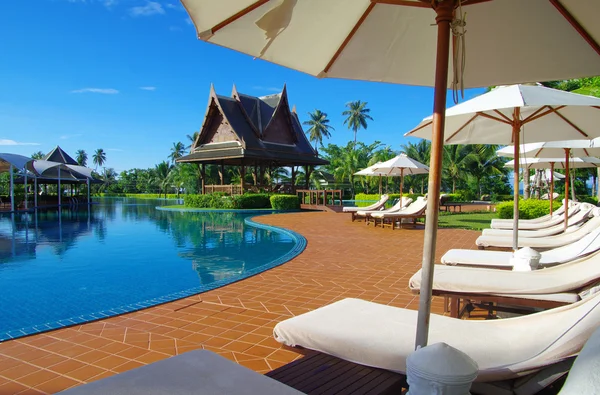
[1,0,486,173]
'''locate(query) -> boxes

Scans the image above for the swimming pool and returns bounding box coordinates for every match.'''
[0,198,304,341]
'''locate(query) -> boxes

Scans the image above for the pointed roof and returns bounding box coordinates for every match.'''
[44,146,78,165]
[178,84,328,167]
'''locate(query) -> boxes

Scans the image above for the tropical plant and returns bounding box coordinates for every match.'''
[169,141,186,164]
[465,144,508,199]
[92,148,106,171]
[401,140,431,194]
[442,145,476,193]
[342,100,373,144]
[303,109,334,152]
[31,151,45,160]
[75,149,88,166]
[153,161,174,198]
[186,131,200,152]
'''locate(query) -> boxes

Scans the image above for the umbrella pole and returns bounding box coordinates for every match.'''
[379,175,382,196]
[10,164,14,212]
[512,109,521,252]
[564,149,570,231]
[24,172,28,211]
[550,163,554,215]
[400,168,404,202]
[415,0,454,350]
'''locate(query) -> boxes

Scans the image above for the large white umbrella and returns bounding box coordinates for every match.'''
[406,85,600,251]
[354,162,387,195]
[371,154,429,200]
[498,140,600,218]
[181,0,600,348]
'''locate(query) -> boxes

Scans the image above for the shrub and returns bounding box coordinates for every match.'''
[493,194,514,202]
[270,195,300,210]
[184,193,234,209]
[578,195,599,205]
[496,199,561,219]
[354,193,423,207]
[231,193,271,209]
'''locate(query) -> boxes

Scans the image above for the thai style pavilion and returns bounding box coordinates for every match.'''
[177,84,328,194]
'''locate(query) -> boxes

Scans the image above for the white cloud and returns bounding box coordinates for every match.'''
[169,26,182,32]
[185,16,193,25]
[130,2,165,17]
[71,88,119,94]
[0,139,40,146]
[139,86,156,91]
[107,148,124,152]
[60,134,82,140]
[165,3,183,10]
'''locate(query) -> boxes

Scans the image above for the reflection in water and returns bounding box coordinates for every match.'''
[0,198,296,340]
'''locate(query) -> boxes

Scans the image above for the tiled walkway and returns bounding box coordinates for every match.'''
[0,211,480,394]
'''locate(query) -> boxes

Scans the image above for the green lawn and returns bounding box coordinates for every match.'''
[437,211,497,231]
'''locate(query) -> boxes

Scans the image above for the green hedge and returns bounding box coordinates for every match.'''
[496,199,561,219]
[579,195,599,205]
[231,193,271,209]
[445,190,476,202]
[94,193,179,199]
[270,195,300,210]
[354,193,423,207]
[184,193,234,209]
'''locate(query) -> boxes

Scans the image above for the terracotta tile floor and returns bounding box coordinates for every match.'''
[0,211,480,394]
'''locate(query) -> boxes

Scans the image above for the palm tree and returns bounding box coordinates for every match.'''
[99,168,117,193]
[342,100,373,144]
[169,142,186,164]
[153,161,174,198]
[31,151,45,160]
[303,109,334,153]
[76,149,88,166]
[186,131,200,152]
[92,148,106,171]
[466,145,506,199]
[443,145,475,193]
[401,140,431,194]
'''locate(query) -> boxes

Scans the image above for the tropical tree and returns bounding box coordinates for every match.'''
[442,145,476,193]
[153,161,174,198]
[31,151,45,160]
[186,131,200,152]
[401,140,432,194]
[303,109,334,152]
[169,141,186,164]
[98,167,118,193]
[342,100,373,144]
[92,148,106,171]
[76,149,88,166]
[465,145,508,199]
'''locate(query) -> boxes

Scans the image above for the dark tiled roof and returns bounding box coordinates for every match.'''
[44,146,78,165]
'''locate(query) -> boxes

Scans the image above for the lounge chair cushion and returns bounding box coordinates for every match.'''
[558,327,600,394]
[273,294,600,382]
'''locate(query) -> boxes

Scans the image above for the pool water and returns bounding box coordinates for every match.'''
[0,198,303,341]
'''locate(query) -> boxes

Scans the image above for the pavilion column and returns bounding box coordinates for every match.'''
[219,161,224,185]
[34,177,38,209]
[291,166,296,194]
[305,166,312,189]
[253,162,258,186]
[201,164,206,194]
[87,178,91,205]
[24,172,28,210]
[58,174,61,207]
[9,164,14,212]
[240,160,245,194]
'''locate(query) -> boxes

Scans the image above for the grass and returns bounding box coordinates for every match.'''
[437,211,497,231]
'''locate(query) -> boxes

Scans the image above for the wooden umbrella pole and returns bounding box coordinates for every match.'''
[512,110,521,252]
[564,148,570,231]
[415,0,455,350]
[379,174,382,195]
[400,168,404,202]
[550,163,554,215]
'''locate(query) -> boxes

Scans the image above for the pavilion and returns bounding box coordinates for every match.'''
[177,84,328,194]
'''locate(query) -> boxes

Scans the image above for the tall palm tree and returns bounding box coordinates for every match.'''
[186,131,200,152]
[169,142,186,164]
[153,161,174,198]
[303,109,334,152]
[92,148,106,171]
[31,151,45,160]
[99,168,117,193]
[76,149,88,166]
[342,100,373,144]
[401,140,431,194]
[466,145,506,199]
[443,145,475,193]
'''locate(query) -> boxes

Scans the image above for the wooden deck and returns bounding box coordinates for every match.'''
[266,352,406,394]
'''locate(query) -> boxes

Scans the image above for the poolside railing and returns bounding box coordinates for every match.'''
[296,189,343,208]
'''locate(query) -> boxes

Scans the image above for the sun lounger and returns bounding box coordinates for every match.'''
[370,196,428,229]
[481,204,594,238]
[410,246,600,317]
[476,214,600,249]
[490,204,581,230]
[557,326,600,394]
[443,225,600,269]
[343,194,389,221]
[354,196,412,224]
[273,292,600,384]
[490,201,571,227]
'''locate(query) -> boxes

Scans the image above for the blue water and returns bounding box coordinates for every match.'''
[0,198,301,340]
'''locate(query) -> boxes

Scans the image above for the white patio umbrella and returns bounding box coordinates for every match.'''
[506,157,600,224]
[181,0,600,348]
[406,85,600,251]
[354,162,387,195]
[498,140,600,217]
[371,154,429,201]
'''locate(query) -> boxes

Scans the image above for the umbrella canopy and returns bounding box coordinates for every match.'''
[497,139,600,158]
[371,154,429,199]
[354,162,388,176]
[506,156,600,170]
[406,84,600,250]
[182,0,600,349]
[182,0,600,87]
